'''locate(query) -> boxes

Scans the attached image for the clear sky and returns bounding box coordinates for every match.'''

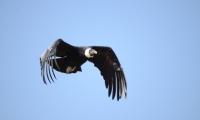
[0,0,200,120]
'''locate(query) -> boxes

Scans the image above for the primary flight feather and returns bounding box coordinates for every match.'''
[40,39,127,100]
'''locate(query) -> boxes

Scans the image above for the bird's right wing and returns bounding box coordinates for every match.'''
[88,46,127,101]
[40,39,75,84]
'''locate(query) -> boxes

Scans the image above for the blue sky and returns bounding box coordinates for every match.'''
[0,0,200,120]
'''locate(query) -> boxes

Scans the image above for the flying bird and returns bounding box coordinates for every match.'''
[40,39,127,100]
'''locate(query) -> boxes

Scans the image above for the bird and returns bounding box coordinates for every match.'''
[40,39,127,100]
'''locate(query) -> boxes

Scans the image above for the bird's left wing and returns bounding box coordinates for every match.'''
[88,46,127,100]
[40,39,75,84]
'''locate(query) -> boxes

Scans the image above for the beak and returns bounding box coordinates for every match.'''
[94,50,97,54]
[90,49,97,55]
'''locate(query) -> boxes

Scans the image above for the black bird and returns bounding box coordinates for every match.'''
[40,39,127,100]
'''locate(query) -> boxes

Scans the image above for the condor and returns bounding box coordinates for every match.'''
[40,39,127,100]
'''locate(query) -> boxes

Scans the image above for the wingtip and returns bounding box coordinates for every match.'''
[124,93,127,99]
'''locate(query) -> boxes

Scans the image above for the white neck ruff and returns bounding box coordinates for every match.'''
[85,48,93,58]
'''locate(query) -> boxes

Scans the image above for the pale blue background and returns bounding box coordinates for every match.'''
[0,0,200,120]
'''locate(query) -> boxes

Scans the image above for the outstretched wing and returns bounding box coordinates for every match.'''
[88,46,127,100]
[40,39,76,84]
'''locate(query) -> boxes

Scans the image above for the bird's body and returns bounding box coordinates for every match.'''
[40,39,127,100]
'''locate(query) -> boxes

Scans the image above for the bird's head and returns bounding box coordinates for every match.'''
[85,48,97,58]
[89,49,97,56]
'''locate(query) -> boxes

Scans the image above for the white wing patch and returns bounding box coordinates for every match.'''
[40,39,62,84]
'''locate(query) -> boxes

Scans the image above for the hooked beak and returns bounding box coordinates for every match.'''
[89,49,97,56]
